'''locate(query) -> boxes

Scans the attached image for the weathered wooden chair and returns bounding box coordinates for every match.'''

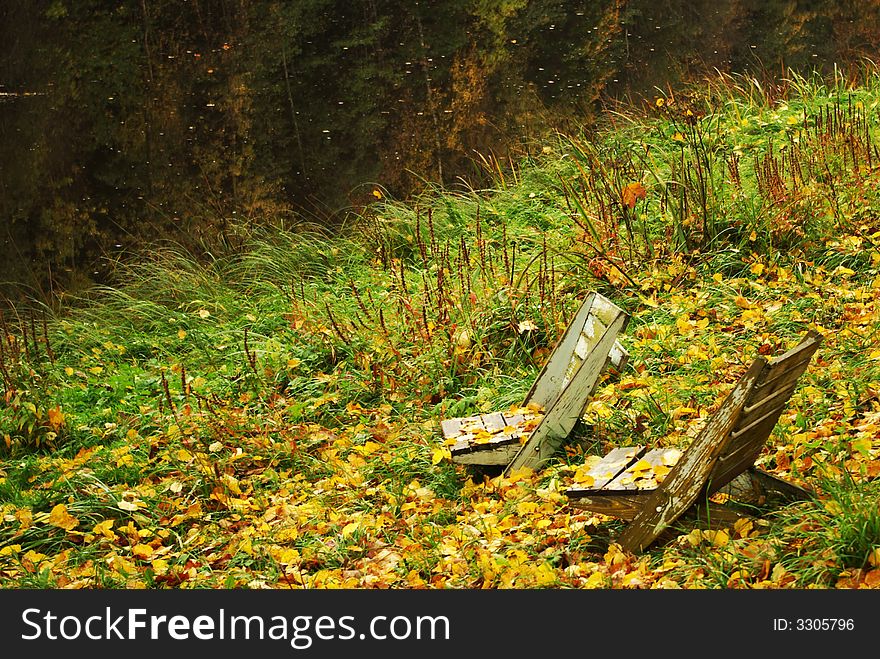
[566,330,822,553]
[440,292,630,472]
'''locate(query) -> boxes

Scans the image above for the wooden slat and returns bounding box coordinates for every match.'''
[567,446,645,494]
[764,330,822,373]
[452,443,522,466]
[569,492,749,527]
[609,341,629,373]
[589,292,628,326]
[741,384,795,419]
[501,412,524,428]
[440,417,464,439]
[602,447,681,491]
[567,492,646,520]
[730,404,787,441]
[481,412,506,433]
[747,359,813,406]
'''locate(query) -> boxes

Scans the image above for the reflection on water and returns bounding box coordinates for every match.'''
[0,0,878,291]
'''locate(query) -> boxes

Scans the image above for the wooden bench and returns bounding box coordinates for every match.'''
[566,330,822,552]
[440,292,630,472]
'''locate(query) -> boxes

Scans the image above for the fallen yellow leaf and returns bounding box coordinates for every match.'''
[132,544,154,560]
[47,503,79,531]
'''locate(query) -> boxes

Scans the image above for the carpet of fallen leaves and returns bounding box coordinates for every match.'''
[1,245,879,590]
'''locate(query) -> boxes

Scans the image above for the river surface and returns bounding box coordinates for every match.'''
[0,0,877,293]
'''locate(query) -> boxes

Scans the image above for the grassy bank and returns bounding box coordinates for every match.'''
[1,69,879,589]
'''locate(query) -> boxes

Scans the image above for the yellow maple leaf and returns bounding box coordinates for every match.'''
[151,558,170,575]
[672,406,698,419]
[92,519,116,540]
[15,508,33,529]
[47,503,79,531]
[472,429,493,444]
[431,447,451,464]
[574,466,596,485]
[131,544,154,560]
[703,529,729,547]
[676,315,692,334]
[629,459,653,474]
[652,464,671,481]
[583,571,607,589]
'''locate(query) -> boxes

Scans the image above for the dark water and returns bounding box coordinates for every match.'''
[1,0,878,296]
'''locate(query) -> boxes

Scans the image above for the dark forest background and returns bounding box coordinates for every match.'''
[1,0,878,297]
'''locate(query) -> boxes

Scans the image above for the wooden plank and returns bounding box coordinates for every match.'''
[449,409,544,464]
[609,341,629,373]
[753,333,821,393]
[602,447,682,491]
[748,358,813,405]
[766,330,822,371]
[615,357,768,553]
[452,443,522,466]
[740,384,795,420]
[506,311,629,473]
[589,292,628,326]
[567,492,646,520]
[732,401,788,440]
[568,492,749,527]
[440,417,464,439]
[481,412,506,433]
[524,293,598,410]
[567,446,645,494]
[730,404,787,441]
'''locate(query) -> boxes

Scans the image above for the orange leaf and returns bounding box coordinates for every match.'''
[622,182,647,208]
[864,569,880,588]
[47,406,65,431]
